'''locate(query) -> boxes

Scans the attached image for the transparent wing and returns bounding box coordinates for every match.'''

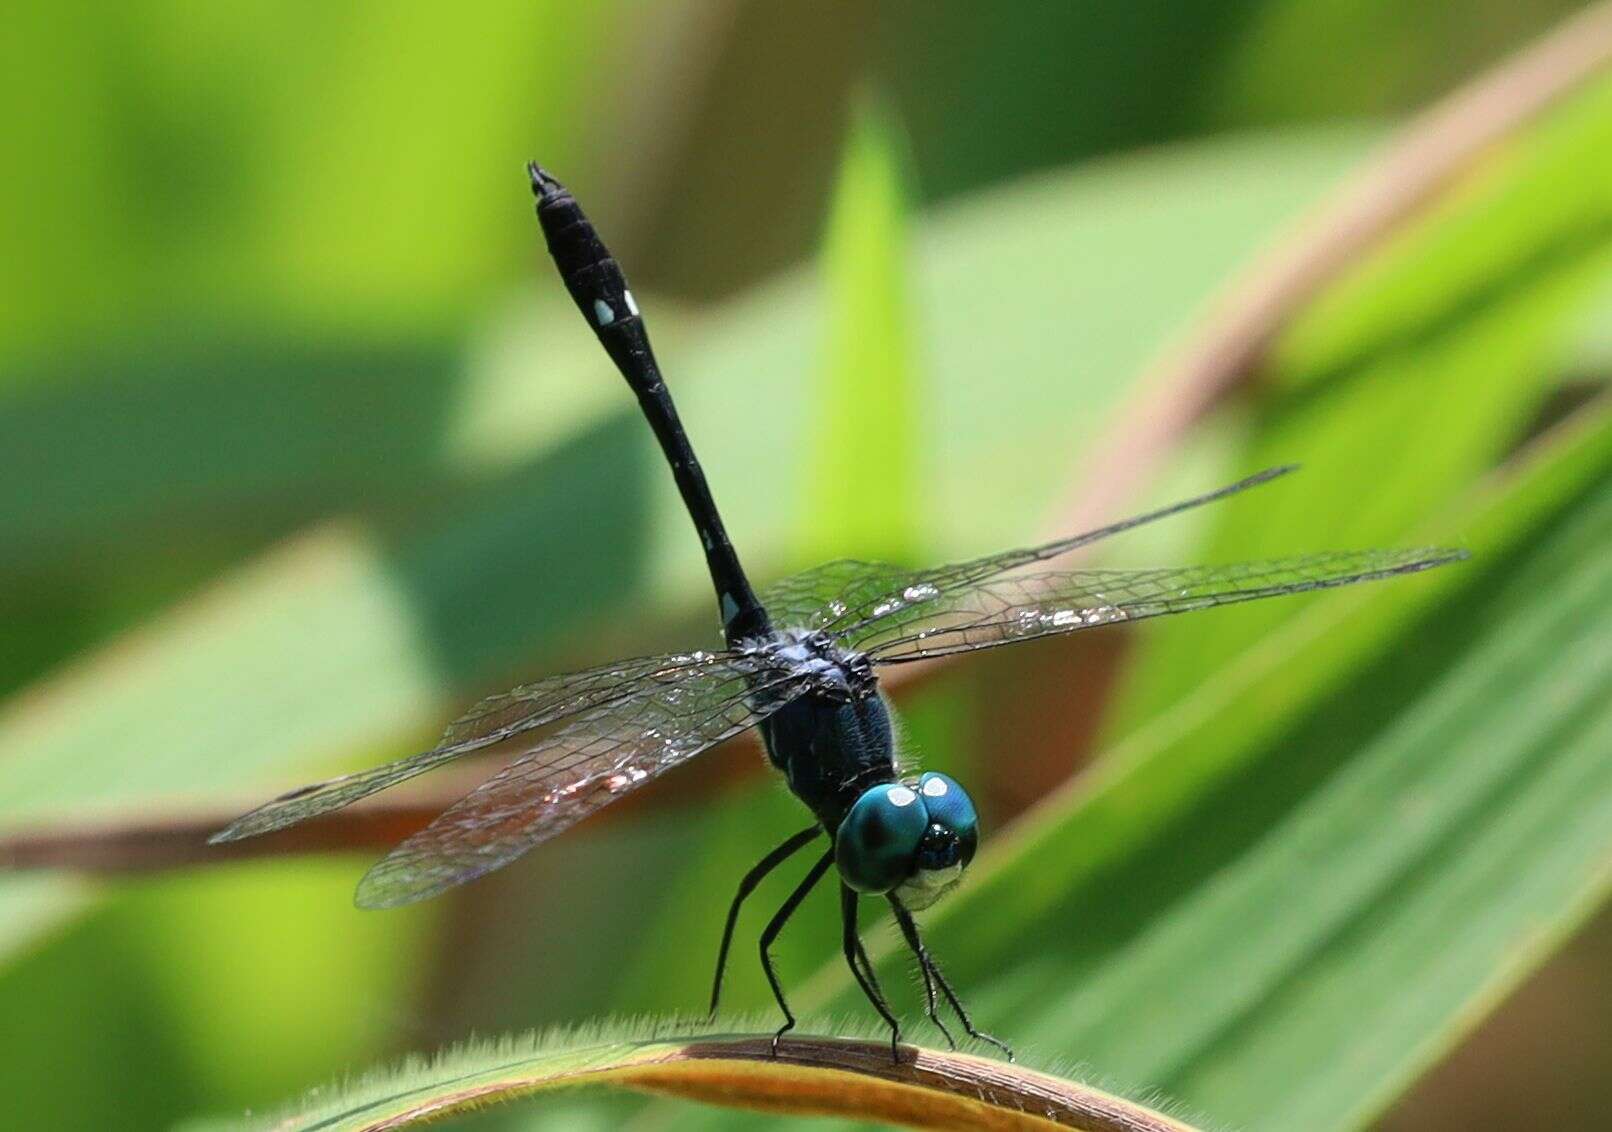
[210,650,740,844]
[861,548,1467,663]
[352,657,809,908]
[760,558,919,633]
[763,467,1300,641]
[438,650,734,746]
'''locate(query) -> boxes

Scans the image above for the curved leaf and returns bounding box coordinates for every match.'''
[224,1028,1199,1132]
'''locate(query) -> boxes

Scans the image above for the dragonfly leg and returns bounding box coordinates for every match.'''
[910,945,958,1051]
[760,848,835,1057]
[840,884,903,1061]
[877,895,954,1051]
[709,825,820,1017]
[889,895,1013,1062]
[849,934,893,1031]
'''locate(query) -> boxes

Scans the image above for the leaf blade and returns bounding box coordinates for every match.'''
[216,1030,1200,1132]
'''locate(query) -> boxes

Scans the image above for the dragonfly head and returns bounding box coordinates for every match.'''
[834,772,978,909]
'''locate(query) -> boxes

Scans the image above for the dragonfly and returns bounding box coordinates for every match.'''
[213,164,1468,1061]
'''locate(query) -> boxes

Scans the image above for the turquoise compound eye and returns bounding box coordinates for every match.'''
[917,772,978,868]
[835,783,930,893]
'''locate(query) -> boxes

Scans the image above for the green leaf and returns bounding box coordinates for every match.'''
[0,860,434,1130]
[770,398,1612,1132]
[0,129,1366,582]
[205,1026,1201,1132]
[0,129,1365,953]
[0,876,90,960]
[803,92,919,562]
[1113,68,1612,730]
[0,3,618,361]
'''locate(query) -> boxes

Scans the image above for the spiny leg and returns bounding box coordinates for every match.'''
[845,932,896,1040]
[709,824,820,1017]
[840,884,903,1061]
[850,935,885,1013]
[760,848,836,1056]
[927,954,1013,1061]
[877,895,955,1050]
[909,939,958,1051]
[889,895,1013,1061]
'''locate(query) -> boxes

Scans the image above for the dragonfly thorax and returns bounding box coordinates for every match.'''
[751,628,891,831]
[750,627,876,701]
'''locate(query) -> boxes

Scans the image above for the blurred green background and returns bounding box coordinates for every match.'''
[3,2,1611,1129]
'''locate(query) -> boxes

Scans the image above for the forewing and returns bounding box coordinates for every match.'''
[760,558,916,632]
[352,656,808,908]
[862,548,1467,662]
[438,650,732,745]
[766,467,1302,640]
[210,650,733,843]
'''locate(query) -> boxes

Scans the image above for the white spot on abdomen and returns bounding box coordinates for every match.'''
[593,298,615,326]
